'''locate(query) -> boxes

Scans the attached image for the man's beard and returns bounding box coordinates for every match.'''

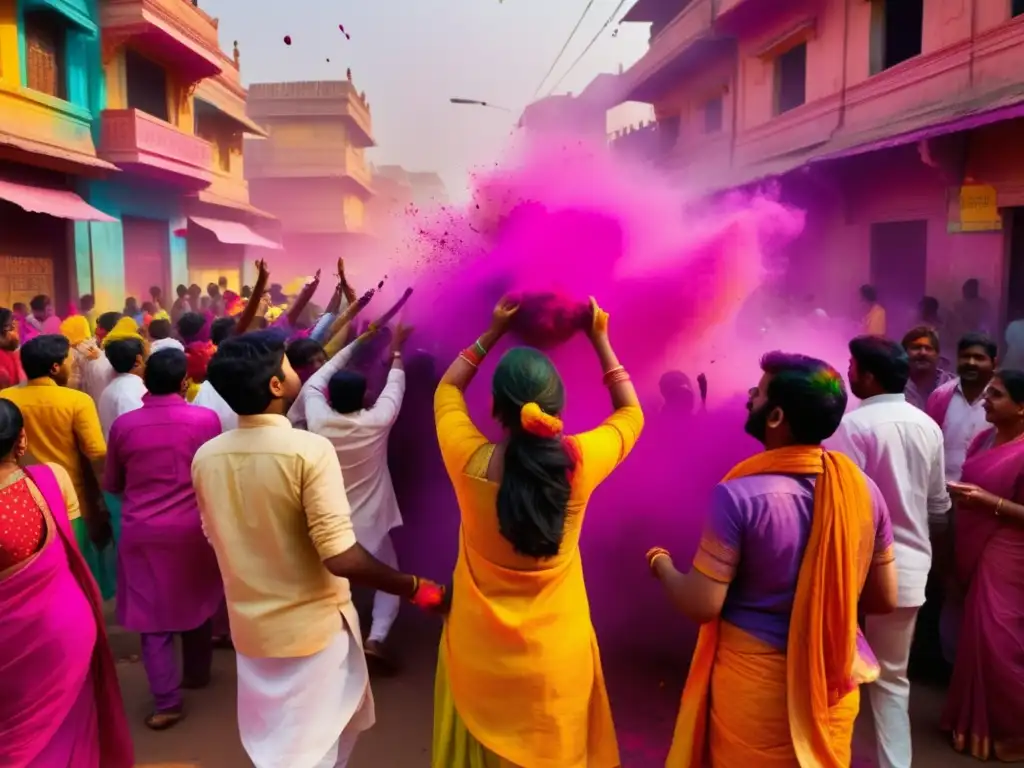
[744,401,771,444]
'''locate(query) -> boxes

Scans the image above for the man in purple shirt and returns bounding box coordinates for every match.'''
[103,348,222,731]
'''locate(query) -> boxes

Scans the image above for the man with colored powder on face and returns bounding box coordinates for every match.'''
[826,336,949,768]
[901,326,953,412]
[648,351,897,768]
[191,330,443,768]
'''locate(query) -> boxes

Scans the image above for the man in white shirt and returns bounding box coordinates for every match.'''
[98,335,147,440]
[290,324,409,672]
[925,333,996,482]
[192,379,238,431]
[922,333,996,671]
[826,335,950,768]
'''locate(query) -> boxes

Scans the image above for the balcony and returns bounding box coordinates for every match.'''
[99,108,213,187]
[247,80,374,148]
[193,49,268,137]
[244,143,373,196]
[0,87,116,174]
[623,0,719,102]
[100,0,223,82]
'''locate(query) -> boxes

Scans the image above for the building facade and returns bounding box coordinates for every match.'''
[0,0,273,313]
[0,0,116,310]
[244,75,376,287]
[615,0,1024,336]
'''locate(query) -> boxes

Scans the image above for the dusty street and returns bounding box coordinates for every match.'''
[113,605,976,768]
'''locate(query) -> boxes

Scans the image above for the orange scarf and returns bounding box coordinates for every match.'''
[667,445,871,768]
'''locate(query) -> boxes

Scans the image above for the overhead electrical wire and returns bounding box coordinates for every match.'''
[544,0,630,97]
[531,0,598,99]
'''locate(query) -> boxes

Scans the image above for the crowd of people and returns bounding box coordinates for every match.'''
[0,259,1021,768]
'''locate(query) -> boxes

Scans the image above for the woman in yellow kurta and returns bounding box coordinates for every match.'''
[432,297,644,768]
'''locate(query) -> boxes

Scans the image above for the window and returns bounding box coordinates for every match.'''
[703,95,723,133]
[775,44,806,115]
[1014,0,1024,17]
[24,11,66,100]
[871,0,924,74]
[125,48,169,122]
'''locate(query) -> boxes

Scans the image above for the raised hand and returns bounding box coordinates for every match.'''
[586,297,609,343]
[490,296,519,334]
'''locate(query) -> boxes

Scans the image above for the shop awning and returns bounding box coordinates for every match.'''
[186,216,282,249]
[0,178,116,221]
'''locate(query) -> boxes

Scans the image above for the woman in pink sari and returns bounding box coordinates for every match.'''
[0,399,133,768]
[943,368,1024,762]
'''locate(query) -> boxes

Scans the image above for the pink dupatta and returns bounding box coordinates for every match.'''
[0,465,133,768]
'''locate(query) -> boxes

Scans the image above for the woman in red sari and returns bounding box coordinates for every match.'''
[0,399,133,768]
[943,368,1024,761]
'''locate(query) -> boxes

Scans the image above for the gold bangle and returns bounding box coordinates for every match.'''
[648,552,670,574]
[996,498,1004,516]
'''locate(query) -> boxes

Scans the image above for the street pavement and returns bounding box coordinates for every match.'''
[115,608,975,767]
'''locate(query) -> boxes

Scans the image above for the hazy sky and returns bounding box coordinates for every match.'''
[201,0,652,193]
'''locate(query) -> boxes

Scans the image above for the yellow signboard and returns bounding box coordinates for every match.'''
[952,184,1002,232]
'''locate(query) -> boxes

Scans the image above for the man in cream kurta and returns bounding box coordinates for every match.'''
[191,414,374,768]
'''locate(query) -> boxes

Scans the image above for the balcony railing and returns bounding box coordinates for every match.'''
[609,119,679,162]
[244,143,373,192]
[99,108,213,187]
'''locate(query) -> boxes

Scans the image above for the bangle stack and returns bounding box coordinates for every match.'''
[603,365,630,387]
[646,546,671,575]
[459,338,489,369]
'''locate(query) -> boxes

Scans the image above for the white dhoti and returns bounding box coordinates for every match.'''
[236,612,375,768]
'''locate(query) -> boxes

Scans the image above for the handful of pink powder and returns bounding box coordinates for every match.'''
[508,291,590,349]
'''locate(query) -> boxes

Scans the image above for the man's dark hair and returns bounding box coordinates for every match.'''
[859,284,877,303]
[80,294,95,308]
[328,369,367,414]
[20,334,69,380]
[286,338,325,371]
[148,318,172,340]
[177,312,205,342]
[849,336,910,394]
[957,332,997,360]
[176,284,188,298]
[760,351,848,444]
[241,285,252,299]
[97,311,122,334]
[29,294,49,313]
[106,338,145,374]
[210,317,237,346]
[144,349,187,396]
[901,326,940,352]
[208,330,288,416]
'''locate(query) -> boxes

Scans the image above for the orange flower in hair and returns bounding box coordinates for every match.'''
[520,402,563,438]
